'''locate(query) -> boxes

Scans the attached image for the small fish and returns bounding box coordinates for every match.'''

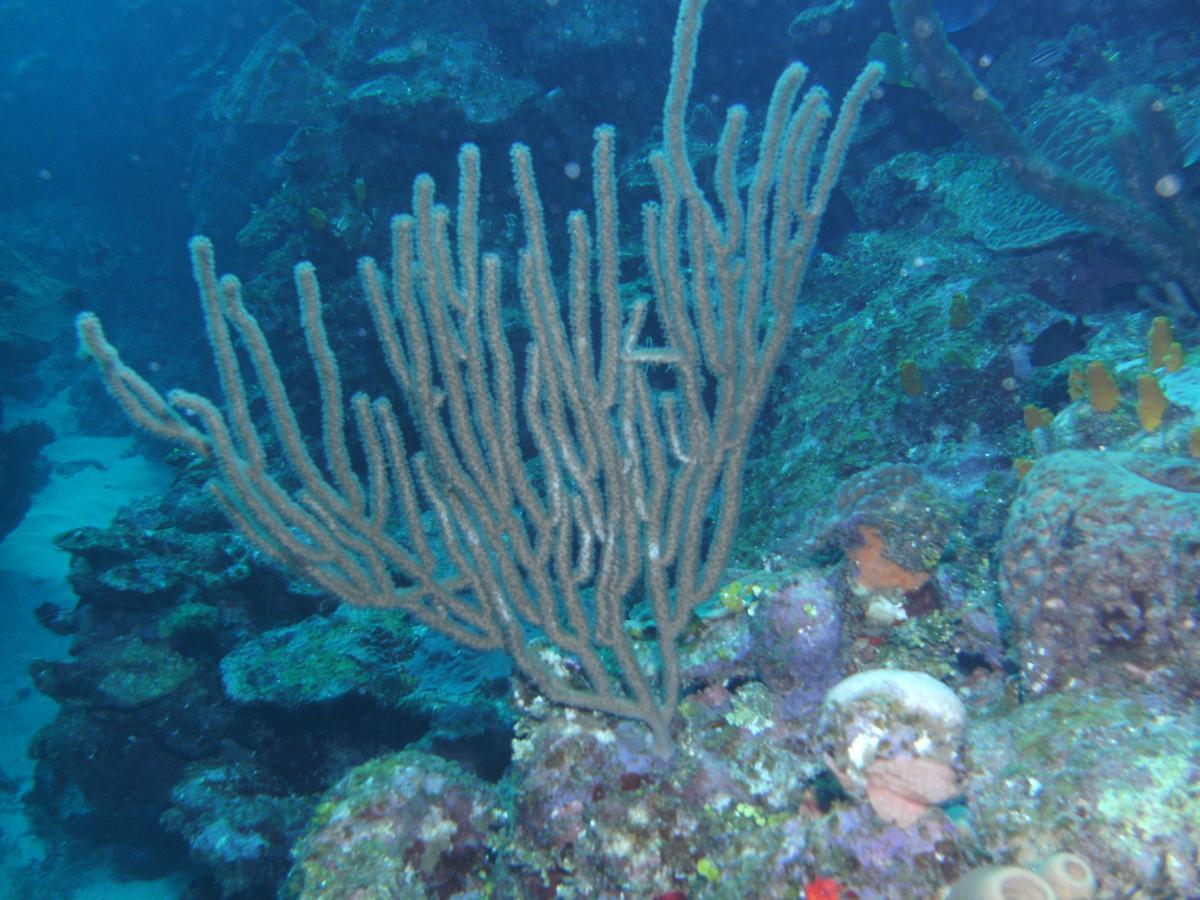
[934,0,998,33]
[1030,41,1068,68]
[1030,316,1092,367]
[1183,120,1200,168]
[866,32,912,86]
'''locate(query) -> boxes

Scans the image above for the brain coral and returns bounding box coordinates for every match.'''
[999,450,1200,698]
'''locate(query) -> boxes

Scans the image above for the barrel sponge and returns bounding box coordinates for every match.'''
[999,451,1200,699]
[1035,852,1097,899]
[946,865,1056,900]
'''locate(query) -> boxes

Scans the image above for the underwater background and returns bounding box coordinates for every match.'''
[0,0,1198,897]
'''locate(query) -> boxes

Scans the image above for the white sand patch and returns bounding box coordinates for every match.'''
[0,390,171,882]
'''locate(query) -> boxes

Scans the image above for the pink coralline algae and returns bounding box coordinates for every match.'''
[999,450,1200,698]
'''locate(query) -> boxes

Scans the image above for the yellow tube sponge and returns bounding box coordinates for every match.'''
[1136,373,1167,432]
[1148,316,1174,370]
[1086,361,1120,412]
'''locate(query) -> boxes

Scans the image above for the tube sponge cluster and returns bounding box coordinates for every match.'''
[947,853,1098,899]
